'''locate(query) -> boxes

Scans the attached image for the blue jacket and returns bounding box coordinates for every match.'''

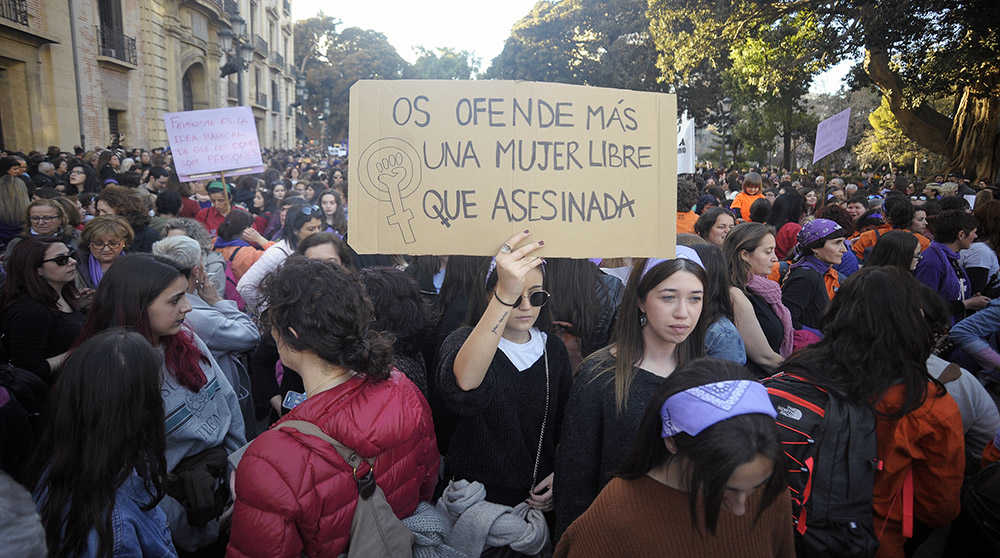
[36,471,178,558]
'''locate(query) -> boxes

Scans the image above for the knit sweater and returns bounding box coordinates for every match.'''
[554,475,795,558]
[553,354,667,539]
[436,326,572,508]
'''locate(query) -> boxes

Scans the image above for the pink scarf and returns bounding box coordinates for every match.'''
[747,274,795,357]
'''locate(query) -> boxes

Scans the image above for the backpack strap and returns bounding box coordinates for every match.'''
[277,420,376,473]
[227,246,244,263]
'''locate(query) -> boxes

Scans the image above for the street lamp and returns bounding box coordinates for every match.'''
[219,15,251,77]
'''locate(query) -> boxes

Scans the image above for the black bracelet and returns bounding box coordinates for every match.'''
[494,291,517,307]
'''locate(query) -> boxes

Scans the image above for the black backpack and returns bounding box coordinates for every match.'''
[762,371,881,558]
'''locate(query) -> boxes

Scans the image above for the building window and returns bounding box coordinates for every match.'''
[254,68,260,97]
[108,109,123,144]
[98,0,123,32]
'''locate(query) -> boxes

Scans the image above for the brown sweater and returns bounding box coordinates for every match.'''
[555,475,795,558]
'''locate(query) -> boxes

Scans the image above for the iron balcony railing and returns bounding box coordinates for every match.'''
[255,92,268,107]
[271,51,284,69]
[98,26,138,66]
[1,0,28,25]
[254,34,268,55]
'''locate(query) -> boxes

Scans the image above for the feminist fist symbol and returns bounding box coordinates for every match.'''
[358,138,422,244]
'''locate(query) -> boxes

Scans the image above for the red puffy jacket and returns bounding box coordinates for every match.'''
[227,371,439,558]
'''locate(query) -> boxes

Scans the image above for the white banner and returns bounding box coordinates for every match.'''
[677,111,695,174]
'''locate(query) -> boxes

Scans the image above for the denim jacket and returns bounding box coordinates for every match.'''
[36,471,178,558]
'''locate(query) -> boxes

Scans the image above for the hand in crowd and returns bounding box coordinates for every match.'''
[192,266,221,306]
[526,472,554,512]
[964,294,990,311]
[241,227,268,248]
[494,229,545,304]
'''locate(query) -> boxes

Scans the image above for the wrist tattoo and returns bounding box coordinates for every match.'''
[491,311,509,334]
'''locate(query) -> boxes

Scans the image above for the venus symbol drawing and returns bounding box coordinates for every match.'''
[357,137,422,244]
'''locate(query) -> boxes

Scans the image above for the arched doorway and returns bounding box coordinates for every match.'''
[181,63,207,111]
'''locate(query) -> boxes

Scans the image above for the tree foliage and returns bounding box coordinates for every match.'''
[485,0,667,93]
[646,0,1000,180]
[410,47,480,80]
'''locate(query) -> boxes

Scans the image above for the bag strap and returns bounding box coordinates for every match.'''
[277,419,375,473]
[228,246,244,263]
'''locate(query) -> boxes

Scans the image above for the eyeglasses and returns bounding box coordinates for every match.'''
[91,240,125,250]
[510,290,551,308]
[29,215,60,222]
[41,254,74,266]
[69,169,85,175]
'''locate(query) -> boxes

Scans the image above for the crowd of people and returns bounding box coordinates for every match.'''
[0,144,999,558]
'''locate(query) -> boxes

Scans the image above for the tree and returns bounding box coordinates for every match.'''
[485,0,668,93]
[646,0,1000,180]
[293,18,410,144]
[409,47,480,80]
[854,96,948,175]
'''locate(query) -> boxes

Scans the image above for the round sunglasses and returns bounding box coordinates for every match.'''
[510,290,551,308]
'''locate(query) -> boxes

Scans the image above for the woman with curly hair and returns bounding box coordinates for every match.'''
[229,257,438,557]
[97,185,159,252]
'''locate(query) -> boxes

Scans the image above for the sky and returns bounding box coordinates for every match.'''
[293,0,849,94]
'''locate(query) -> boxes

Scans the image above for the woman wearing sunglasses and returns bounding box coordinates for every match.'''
[436,230,573,556]
[237,204,324,312]
[0,238,84,381]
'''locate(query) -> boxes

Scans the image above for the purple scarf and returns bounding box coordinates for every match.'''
[746,273,795,357]
[88,254,106,286]
[214,238,252,249]
[792,255,831,276]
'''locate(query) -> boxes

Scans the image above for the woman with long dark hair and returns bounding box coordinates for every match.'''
[694,207,736,247]
[33,329,176,558]
[766,192,805,260]
[544,258,624,369]
[0,239,84,379]
[555,359,790,558]
[436,231,573,553]
[318,189,347,237]
[554,248,708,538]
[962,200,1000,298]
[96,185,159,252]
[866,230,920,272]
[776,267,964,558]
[75,254,246,552]
[229,257,438,557]
[724,223,788,375]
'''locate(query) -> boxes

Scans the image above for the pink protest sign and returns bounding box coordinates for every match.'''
[164,106,266,182]
[813,108,851,164]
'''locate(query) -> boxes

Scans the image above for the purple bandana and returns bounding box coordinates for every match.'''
[639,245,705,280]
[796,218,842,249]
[660,380,776,438]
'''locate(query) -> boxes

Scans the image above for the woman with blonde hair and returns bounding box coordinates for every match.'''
[75,215,133,291]
[0,174,30,254]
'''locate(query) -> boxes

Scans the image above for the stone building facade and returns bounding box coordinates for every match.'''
[0,0,295,152]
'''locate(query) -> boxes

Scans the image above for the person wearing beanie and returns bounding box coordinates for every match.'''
[781,219,847,330]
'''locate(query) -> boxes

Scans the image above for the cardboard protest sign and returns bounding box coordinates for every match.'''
[677,111,696,174]
[813,108,851,164]
[348,80,677,258]
[164,106,266,182]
